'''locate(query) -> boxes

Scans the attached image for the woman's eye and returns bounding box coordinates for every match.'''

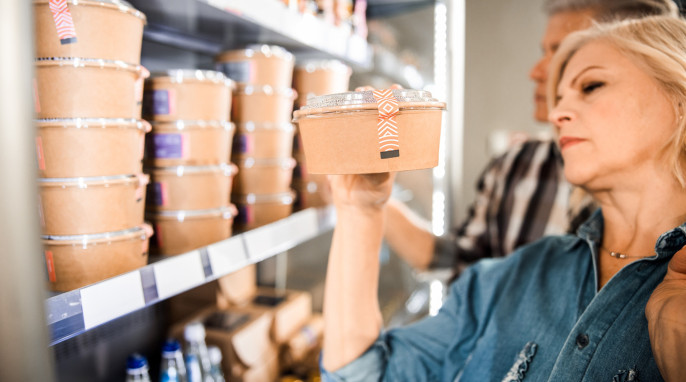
[582,81,604,94]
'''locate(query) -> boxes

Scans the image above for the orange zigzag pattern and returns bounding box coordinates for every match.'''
[372,89,400,157]
[49,0,77,40]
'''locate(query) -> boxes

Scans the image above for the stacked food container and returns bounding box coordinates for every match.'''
[291,59,352,209]
[143,70,237,256]
[216,45,297,231]
[33,0,152,291]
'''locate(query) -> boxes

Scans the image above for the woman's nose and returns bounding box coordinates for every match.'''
[548,104,574,126]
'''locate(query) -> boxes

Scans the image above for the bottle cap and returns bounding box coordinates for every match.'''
[184,321,206,342]
[162,338,182,354]
[126,353,149,372]
[208,345,222,364]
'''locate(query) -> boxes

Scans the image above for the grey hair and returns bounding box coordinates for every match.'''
[543,0,679,21]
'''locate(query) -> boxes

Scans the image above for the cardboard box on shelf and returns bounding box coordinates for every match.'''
[247,287,313,345]
[169,306,279,382]
[216,264,258,306]
[282,314,324,368]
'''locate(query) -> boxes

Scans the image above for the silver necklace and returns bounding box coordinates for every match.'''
[600,246,653,259]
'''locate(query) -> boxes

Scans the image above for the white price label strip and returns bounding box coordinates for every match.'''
[81,271,145,330]
[244,209,319,261]
[207,236,248,276]
[154,251,205,299]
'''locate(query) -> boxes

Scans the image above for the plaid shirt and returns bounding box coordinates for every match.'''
[433,139,597,270]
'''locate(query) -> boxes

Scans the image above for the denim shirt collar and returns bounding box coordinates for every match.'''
[576,208,686,259]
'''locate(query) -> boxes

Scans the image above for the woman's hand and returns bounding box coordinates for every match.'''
[646,245,686,382]
[328,173,396,212]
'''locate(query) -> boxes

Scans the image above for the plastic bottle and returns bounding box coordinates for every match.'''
[160,339,187,382]
[126,353,152,382]
[207,346,226,382]
[184,322,212,382]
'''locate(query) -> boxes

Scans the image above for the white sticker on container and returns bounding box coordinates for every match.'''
[80,271,145,330]
[207,236,248,276]
[153,251,205,299]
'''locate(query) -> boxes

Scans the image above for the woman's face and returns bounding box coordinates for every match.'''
[549,40,677,190]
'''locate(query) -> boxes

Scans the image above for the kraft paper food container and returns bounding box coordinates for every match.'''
[146,120,235,167]
[38,174,148,235]
[232,122,295,159]
[232,191,295,231]
[144,70,235,121]
[232,157,295,195]
[215,45,294,89]
[232,85,296,124]
[33,0,146,64]
[146,164,237,211]
[147,205,236,256]
[293,89,446,174]
[293,179,331,210]
[42,223,153,292]
[36,118,150,178]
[293,60,352,107]
[34,58,148,119]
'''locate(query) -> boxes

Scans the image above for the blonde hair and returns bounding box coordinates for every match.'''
[544,0,679,20]
[548,15,686,186]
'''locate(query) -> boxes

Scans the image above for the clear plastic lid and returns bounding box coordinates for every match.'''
[35,57,144,74]
[295,59,352,74]
[147,205,237,222]
[235,84,295,97]
[36,118,151,132]
[150,120,234,131]
[42,223,153,245]
[234,157,295,169]
[34,0,146,21]
[149,69,235,88]
[146,163,237,176]
[37,173,149,188]
[236,121,294,133]
[232,190,296,205]
[217,45,294,62]
[301,89,443,110]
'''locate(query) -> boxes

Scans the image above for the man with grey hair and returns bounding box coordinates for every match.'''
[384,0,679,274]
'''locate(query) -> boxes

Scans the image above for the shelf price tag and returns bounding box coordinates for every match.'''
[154,251,205,299]
[80,271,145,330]
[207,236,248,277]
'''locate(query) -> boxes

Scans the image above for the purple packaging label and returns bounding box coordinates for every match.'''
[217,61,252,83]
[146,182,168,206]
[237,205,253,224]
[232,134,253,154]
[151,133,185,159]
[143,89,175,116]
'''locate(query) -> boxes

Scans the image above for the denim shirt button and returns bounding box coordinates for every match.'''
[576,333,590,349]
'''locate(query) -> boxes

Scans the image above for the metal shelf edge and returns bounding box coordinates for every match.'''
[45,205,336,346]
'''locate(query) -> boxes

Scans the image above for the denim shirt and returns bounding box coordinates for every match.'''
[322,210,686,381]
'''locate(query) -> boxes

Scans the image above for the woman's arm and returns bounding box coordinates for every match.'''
[322,173,395,371]
[646,245,686,382]
[384,198,436,270]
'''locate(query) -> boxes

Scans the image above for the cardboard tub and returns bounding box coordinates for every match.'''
[293,89,446,174]
[293,178,332,210]
[146,120,234,167]
[33,0,146,64]
[232,85,296,124]
[35,57,148,119]
[146,163,237,211]
[232,122,294,159]
[147,205,237,256]
[144,70,235,121]
[232,157,295,195]
[42,223,153,292]
[232,191,295,231]
[293,59,352,107]
[38,174,148,236]
[215,45,294,89]
[36,118,150,178]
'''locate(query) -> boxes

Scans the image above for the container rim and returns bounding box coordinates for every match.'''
[235,121,294,133]
[150,120,234,131]
[235,84,295,97]
[42,223,152,243]
[148,69,236,88]
[233,157,296,169]
[232,190,296,204]
[146,205,237,221]
[295,59,352,74]
[145,163,237,176]
[38,173,149,187]
[35,118,151,132]
[33,0,147,22]
[299,89,444,110]
[35,57,145,73]
[216,45,294,62]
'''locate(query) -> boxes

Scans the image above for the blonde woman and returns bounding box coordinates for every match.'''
[322,15,686,382]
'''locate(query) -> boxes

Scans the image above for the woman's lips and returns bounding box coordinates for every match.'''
[558,136,585,150]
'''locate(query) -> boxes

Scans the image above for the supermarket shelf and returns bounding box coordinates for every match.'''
[129,0,373,70]
[45,206,336,346]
